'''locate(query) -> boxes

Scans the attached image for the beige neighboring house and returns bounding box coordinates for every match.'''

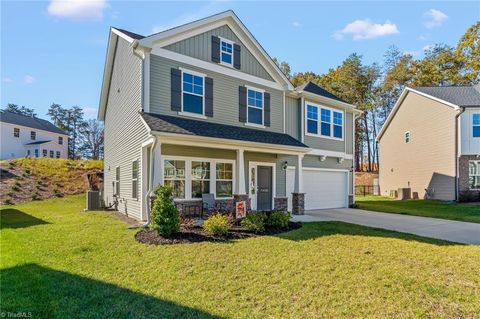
[377,85,480,201]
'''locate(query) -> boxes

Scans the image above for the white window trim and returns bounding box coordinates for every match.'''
[31,131,36,140]
[246,85,265,127]
[219,36,235,68]
[132,160,139,199]
[115,166,120,196]
[469,160,480,190]
[179,67,206,119]
[405,131,411,143]
[304,101,345,141]
[163,156,236,200]
[472,113,480,138]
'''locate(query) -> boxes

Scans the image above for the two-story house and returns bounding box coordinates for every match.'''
[377,85,480,201]
[99,10,362,221]
[0,110,68,160]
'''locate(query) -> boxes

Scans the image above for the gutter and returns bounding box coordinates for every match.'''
[454,107,466,201]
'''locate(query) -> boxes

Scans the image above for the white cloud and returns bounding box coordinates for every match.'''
[151,1,226,33]
[47,0,108,21]
[292,21,301,28]
[334,19,399,40]
[82,107,98,119]
[423,9,448,29]
[3,77,13,83]
[24,75,35,84]
[417,35,427,41]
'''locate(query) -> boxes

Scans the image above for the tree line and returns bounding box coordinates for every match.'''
[3,103,104,160]
[275,22,479,172]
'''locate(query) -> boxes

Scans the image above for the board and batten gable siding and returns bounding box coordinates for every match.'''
[285,96,300,140]
[163,25,273,81]
[460,107,480,155]
[103,37,149,220]
[379,91,457,201]
[303,111,354,154]
[150,54,284,133]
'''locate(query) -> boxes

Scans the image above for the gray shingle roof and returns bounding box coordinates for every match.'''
[24,140,52,145]
[296,82,347,103]
[113,28,145,40]
[0,111,67,135]
[141,113,308,148]
[413,85,480,107]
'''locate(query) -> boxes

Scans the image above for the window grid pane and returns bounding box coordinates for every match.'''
[469,161,480,190]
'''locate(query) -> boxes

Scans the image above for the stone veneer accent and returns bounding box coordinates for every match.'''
[458,155,480,202]
[291,193,305,215]
[274,197,288,211]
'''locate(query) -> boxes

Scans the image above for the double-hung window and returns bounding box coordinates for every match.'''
[320,108,331,136]
[182,71,204,115]
[49,150,54,158]
[306,105,318,135]
[469,160,480,190]
[164,160,186,199]
[306,103,344,139]
[216,163,233,198]
[56,151,60,158]
[59,136,63,145]
[247,88,264,125]
[115,166,120,196]
[34,149,39,157]
[31,131,36,140]
[473,114,480,138]
[13,128,19,137]
[191,161,210,198]
[132,161,139,199]
[220,38,233,66]
[42,149,47,157]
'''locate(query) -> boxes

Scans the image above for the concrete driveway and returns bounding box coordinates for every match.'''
[292,208,480,245]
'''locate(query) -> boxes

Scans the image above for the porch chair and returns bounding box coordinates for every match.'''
[202,194,217,217]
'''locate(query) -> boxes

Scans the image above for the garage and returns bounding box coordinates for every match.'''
[286,168,349,210]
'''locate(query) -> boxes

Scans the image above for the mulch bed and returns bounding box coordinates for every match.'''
[135,221,302,245]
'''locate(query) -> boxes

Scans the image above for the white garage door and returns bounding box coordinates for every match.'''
[287,168,349,210]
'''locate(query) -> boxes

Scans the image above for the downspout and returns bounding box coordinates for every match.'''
[129,136,157,229]
[454,107,466,201]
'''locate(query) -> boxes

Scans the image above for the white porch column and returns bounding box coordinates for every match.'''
[152,140,163,188]
[294,154,304,193]
[236,148,246,194]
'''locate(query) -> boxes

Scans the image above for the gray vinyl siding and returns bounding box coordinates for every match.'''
[162,144,236,159]
[285,96,300,140]
[164,25,273,81]
[303,112,354,154]
[103,37,149,220]
[150,55,284,133]
[276,155,354,197]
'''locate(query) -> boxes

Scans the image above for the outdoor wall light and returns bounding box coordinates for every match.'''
[282,161,288,170]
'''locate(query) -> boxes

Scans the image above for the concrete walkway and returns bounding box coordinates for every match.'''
[292,208,480,245]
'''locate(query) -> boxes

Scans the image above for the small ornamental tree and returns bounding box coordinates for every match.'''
[150,185,180,237]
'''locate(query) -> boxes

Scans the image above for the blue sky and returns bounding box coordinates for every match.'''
[2,1,479,120]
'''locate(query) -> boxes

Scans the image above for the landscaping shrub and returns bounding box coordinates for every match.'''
[241,212,266,233]
[150,185,180,237]
[203,213,231,236]
[266,211,290,229]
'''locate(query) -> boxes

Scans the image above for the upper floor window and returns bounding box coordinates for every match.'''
[247,88,264,125]
[56,151,60,159]
[220,38,234,66]
[59,136,63,145]
[405,131,411,143]
[473,113,480,138]
[30,131,36,140]
[306,103,343,139]
[49,150,54,158]
[182,71,204,115]
[13,128,19,138]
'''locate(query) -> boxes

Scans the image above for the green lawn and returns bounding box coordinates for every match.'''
[356,195,480,223]
[2,195,480,318]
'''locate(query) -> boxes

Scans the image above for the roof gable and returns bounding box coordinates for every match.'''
[138,10,293,90]
[0,111,67,135]
[413,86,480,107]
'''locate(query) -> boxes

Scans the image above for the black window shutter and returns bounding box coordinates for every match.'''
[264,92,271,127]
[205,77,214,117]
[211,36,220,63]
[239,86,247,123]
[233,44,241,69]
[171,68,182,111]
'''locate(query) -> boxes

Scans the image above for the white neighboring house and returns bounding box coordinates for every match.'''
[0,111,69,160]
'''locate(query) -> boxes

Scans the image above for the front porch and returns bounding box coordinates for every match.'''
[140,134,309,220]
